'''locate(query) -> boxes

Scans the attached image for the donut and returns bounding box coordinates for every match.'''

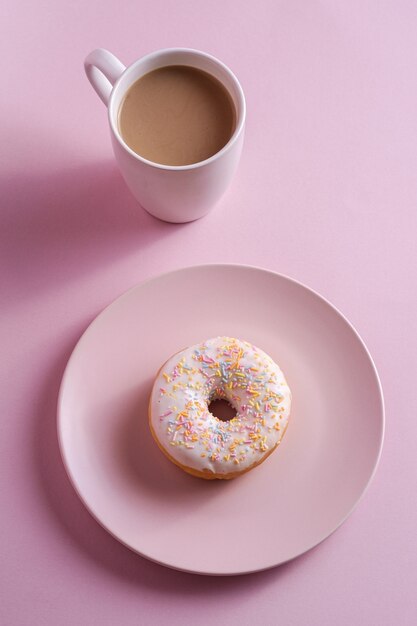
[148,337,292,480]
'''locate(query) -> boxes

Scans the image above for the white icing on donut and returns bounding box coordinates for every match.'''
[149,337,291,476]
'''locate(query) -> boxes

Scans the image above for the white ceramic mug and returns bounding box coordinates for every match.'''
[84,48,246,223]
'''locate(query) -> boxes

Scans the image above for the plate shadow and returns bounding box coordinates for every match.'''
[33,337,322,595]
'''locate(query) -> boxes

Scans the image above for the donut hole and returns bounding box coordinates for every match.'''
[208,399,237,422]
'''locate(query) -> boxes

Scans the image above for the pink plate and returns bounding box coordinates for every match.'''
[58,264,384,575]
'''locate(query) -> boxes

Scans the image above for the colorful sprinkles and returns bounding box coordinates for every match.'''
[150,337,291,476]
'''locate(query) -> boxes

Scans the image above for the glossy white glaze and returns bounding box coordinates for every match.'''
[149,337,291,476]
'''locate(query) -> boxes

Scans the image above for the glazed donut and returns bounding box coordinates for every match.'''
[149,337,292,480]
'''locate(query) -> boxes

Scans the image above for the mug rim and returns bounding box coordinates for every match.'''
[107,47,246,172]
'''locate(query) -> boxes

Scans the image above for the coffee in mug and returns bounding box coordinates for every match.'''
[118,65,236,166]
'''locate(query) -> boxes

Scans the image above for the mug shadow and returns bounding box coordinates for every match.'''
[0,161,177,309]
[34,337,321,599]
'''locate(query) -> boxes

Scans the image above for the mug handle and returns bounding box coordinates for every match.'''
[84,48,126,105]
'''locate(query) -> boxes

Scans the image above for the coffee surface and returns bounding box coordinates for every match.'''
[118,65,236,166]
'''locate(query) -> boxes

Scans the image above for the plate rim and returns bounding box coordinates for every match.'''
[57,263,385,575]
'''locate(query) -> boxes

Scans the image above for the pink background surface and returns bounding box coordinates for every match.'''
[1,0,416,624]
